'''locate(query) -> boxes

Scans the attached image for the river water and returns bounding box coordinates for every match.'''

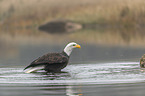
[0,29,145,96]
[0,61,145,96]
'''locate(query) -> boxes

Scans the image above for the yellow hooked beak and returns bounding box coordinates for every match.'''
[74,44,81,48]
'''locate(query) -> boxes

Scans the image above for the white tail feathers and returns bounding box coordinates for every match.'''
[24,65,45,73]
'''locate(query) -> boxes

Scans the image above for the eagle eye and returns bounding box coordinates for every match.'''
[73,44,76,46]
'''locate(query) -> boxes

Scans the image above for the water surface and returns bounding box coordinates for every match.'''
[1,61,145,96]
[1,28,145,96]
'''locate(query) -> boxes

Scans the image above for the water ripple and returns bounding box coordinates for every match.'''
[0,62,143,85]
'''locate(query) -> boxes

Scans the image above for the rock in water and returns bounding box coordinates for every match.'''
[140,54,145,68]
[38,19,82,33]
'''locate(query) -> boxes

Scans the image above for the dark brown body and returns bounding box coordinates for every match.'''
[24,51,69,72]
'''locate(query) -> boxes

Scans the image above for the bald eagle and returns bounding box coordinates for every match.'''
[24,42,81,73]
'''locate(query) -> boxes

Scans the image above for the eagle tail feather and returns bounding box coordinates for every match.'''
[24,65,45,73]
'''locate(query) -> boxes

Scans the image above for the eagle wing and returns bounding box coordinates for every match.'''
[24,53,68,70]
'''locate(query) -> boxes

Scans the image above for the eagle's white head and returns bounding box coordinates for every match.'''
[64,42,81,56]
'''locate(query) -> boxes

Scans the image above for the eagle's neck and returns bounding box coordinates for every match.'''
[63,46,73,56]
[62,51,69,57]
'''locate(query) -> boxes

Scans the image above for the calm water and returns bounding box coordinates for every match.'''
[1,29,145,96]
[0,62,145,96]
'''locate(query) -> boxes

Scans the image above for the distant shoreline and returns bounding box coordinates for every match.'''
[0,0,145,30]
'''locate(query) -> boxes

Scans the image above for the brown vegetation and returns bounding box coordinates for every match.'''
[0,0,145,29]
[1,0,145,47]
